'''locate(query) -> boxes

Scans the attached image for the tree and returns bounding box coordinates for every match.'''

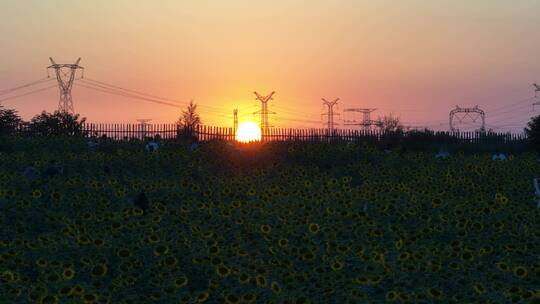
[0,106,23,135]
[29,110,87,137]
[176,100,202,129]
[525,115,540,151]
[377,113,404,133]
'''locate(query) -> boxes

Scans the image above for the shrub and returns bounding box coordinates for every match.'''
[525,115,540,152]
[28,110,87,137]
[0,106,23,135]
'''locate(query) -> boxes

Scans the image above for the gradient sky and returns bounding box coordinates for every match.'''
[1,0,539,131]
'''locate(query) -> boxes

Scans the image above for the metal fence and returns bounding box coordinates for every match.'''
[76,123,526,144]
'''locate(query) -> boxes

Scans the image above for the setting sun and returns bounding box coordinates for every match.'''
[236,122,262,143]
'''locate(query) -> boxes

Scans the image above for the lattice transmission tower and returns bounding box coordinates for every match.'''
[449,105,485,132]
[137,119,152,140]
[533,84,540,110]
[321,98,339,133]
[47,57,84,114]
[233,109,238,135]
[253,91,276,138]
[343,108,380,130]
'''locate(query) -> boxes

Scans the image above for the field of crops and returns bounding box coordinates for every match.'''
[0,137,539,304]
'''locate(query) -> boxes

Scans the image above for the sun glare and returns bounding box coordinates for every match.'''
[236,122,262,143]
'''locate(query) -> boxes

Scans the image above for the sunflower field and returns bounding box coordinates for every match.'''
[0,137,539,304]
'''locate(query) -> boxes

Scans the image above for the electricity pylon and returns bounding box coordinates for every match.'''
[137,119,152,140]
[233,109,238,135]
[533,84,540,111]
[253,91,276,138]
[321,98,339,133]
[449,105,485,132]
[47,57,84,114]
[343,108,379,130]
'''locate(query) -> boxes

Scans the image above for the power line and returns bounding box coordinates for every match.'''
[274,116,322,124]
[486,97,536,114]
[0,84,57,103]
[84,78,185,105]
[0,78,53,95]
[74,82,231,120]
[75,82,183,108]
[83,77,231,113]
[81,80,231,117]
[273,104,320,117]
[272,105,320,118]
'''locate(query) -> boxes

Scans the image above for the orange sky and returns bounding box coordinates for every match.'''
[1,0,539,131]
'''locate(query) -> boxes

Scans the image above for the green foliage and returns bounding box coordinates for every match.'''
[176,100,201,141]
[28,111,87,137]
[176,100,201,129]
[525,115,540,151]
[377,113,404,133]
[0,106,23,135]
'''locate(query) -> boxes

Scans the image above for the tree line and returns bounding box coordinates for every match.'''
[0,100,202,137]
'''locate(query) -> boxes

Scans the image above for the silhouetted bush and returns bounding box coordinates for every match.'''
[28,110,87,137]
[0,106,23,136]
[525,115,540,152]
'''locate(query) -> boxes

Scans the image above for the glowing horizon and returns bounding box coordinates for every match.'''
[1,1,540,132]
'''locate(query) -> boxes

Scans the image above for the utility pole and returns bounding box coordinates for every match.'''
[343,108,378,130]
[47,58,84,114]
[233,108,238,135]
[533,84,540,111]
[253,91,276,139]
[137,119,152,140]
[321,98,339,133]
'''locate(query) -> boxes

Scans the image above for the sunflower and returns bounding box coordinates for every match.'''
[225,294,240,304]
[242,293,256,303]
[71,285,85,296]
[81,293,98,304]
[472,283,486,294]
[62,268,75,280]
[50,191,62,201]
[496,262,510,272]
[238,273,250,284]
[39,295,59,304]
[428,288,442,299]
[31,189,42,199]
[148,234,160,244]
[308,223,320,234]
[394,239,403,250]
[196,291,209,302]
[216,265,231,277]
[271,281,282,294]
[164,256,177,267]
[513,266,527,278]
[355,276,369,285]
[91,264,108,277]
[117,248,131,258]
[260,224,271,234]
[255,275,267,287]
[36,258,48,268]
[385,291,398,302]
[331,260,344,271]
[153,245,169,256]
